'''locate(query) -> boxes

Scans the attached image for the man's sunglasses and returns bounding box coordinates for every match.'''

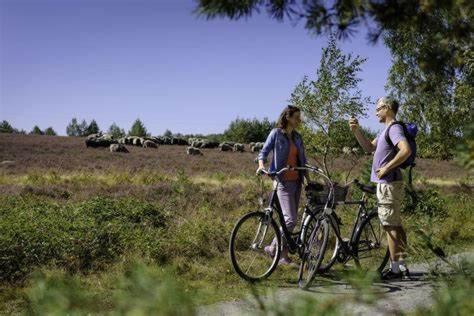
[376,105,387,112]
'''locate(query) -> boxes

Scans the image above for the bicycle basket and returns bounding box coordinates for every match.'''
[305,182,348,205]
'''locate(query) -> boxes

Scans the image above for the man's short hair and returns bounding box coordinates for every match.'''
[377,96,399,114]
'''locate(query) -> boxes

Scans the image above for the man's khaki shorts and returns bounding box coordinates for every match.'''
[376,181,405,227]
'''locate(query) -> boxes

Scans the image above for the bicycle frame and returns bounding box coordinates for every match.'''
[259,164,335,256]
[264,183,310,254]
[324,190,380,263]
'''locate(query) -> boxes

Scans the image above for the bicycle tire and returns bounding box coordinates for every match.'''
[352,211,390,274]
[229,211,281,282]
[318,212,340,272]
[298,217,329,289]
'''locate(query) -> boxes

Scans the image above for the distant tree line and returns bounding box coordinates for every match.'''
[63,117,275,143]
[0,120,57,136]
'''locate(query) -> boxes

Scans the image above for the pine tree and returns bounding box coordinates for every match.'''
[128,119,148,137]
[86,119,100,135]
[163,129,173,137]
[66,118,80,136]
[108,122,125,139]
[78,119,88,137]
[30,125,44,135]
[44,127,57,136]
[0,120,14,133]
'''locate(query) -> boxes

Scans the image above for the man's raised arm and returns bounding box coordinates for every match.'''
[349,117,376,153]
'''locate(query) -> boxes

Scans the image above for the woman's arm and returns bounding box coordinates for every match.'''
[257,129,277,169]
[300,138,310,183]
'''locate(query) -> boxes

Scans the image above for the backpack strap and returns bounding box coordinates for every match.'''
[384,121,408,150]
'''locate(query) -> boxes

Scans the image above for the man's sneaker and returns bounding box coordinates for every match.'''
[400,267,412,280]
[381,268,402,281]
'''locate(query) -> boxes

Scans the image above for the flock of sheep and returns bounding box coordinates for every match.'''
[85,133,264,156]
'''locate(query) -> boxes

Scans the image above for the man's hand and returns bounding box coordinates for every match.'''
[376,166,390,179]
[349,117,359,132]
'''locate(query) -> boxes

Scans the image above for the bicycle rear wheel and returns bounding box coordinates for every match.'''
[353,210,390,274]
[229,211,281,282]
[298,218,329,289]
[318,213,340,272]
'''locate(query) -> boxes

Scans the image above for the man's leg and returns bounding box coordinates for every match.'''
[377,182,407,277]
[385,225,408,273]
[386,225,407,260]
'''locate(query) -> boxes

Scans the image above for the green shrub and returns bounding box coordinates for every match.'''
[167,205,229,259]
[0,196,168,282]
[402,187,447,217]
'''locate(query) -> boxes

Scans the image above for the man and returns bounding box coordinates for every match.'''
[349,96,411,280]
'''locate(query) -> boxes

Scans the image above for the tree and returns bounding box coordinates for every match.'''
[67,118,89,136]
[196,1,473,75]
[385,16,474,159]
[163,129,173,137]
[0,120,14,133]
[66,118,81,136]
[455,122,474,171]
[30,125,44,135]
[223,117,274,143]
[108,123,125,139]
[128,119,148,137]
[44,127,57,136]
[78,119,88,136]
[15,129,27,135]
[86,119,100,135]
[290,36,369,178]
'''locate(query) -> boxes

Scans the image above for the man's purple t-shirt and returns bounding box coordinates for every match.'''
[371,124,407,183]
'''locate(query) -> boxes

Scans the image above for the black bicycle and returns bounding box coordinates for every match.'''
[229,164,329,285]
[299,167,390,288]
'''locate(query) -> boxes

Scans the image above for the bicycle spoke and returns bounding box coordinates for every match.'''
[355,213,389,273]
[230,212,280,281]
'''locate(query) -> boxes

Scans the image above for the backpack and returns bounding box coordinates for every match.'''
[384,121,418,169]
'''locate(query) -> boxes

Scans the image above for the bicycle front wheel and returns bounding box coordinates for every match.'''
[298,217,329,289]
[229,211,281,282]
[353,210,390,274]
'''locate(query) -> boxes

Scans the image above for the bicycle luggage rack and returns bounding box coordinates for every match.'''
[305,181,348,205]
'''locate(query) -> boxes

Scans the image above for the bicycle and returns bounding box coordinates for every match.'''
[299,166,390,288]
[229,164,328,285]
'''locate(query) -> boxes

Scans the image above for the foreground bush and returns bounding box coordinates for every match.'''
[25,262,195,315]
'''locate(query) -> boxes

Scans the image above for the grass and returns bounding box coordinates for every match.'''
[0,134,473,314]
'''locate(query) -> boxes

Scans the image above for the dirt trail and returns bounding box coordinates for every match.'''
[199,253,472,315]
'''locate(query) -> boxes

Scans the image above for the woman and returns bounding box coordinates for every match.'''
[256,105,309,265]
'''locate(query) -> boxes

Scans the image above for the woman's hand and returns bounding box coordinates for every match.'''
[256,160,266,175]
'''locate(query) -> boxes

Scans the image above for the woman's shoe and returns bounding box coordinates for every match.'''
[264,245,276,257]
[278,257,292,265]
[278,257,298,268]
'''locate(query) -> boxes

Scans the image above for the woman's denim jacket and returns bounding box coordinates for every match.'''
[258,128,308,182]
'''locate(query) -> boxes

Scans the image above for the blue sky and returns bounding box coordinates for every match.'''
[1,0,392,136]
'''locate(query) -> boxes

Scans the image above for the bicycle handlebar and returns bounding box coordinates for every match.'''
[257,164,331,184]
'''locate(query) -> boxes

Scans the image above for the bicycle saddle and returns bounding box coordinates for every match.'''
[354,179,376,195]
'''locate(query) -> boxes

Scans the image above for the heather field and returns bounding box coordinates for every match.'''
[0,134,473,314]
